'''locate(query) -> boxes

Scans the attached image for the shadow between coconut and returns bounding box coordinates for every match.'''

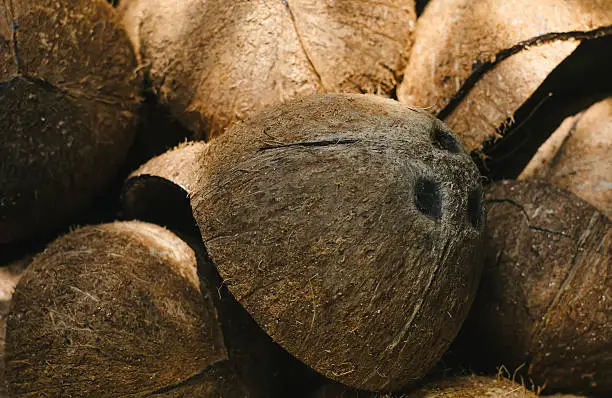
[120,174,327,397]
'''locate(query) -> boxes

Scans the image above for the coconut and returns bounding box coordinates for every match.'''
[309,376,539,398]
[461,180,612,394]
[5,221,248,397]
[121,93,485,391]
[118,0,416,140]
[397,0,612,178]
[519,98,612,218]
[401,376,539,398]
[0,0,139,243]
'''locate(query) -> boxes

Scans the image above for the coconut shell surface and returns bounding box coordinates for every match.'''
[126,93,486,390]
[119,0,416,139]
[401,376,539,398]
[520,98,612,219]
[397,0,611,153]
[464,180,612,394]
[4,221,243,397]
[0,0,139,243]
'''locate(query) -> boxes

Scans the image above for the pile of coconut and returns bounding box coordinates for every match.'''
[1,0,610,397]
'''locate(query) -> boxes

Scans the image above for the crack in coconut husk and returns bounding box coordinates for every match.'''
[283,0,326,90]
[436,25,612,121]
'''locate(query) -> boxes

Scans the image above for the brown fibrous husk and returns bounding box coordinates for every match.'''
[461,180,612,394]
[5,221,248,397]
[310,376,539,398]
[0,0,139,243]
[520,97,612,219]
[118,0,416,139]
[123,93,485,391]
[397,0,611,176]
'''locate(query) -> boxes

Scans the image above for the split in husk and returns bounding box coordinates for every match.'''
[520,97,612,219]
[0,0,140,243]
[397,0,612,179]
[118,0,416,139]
[460,180,612,394]
[5,221,248,397]
[123,93,485,391]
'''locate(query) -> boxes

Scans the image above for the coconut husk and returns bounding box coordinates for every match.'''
[123,93,485,391]
[397,0,611,177]
[461,180,612,394]
[5,221,248,397]
[124,141,327,397]
[401,376,538,398]
[0,0,139,243]
[310,376,538,398]
[0,254,30,397]
[519,98,612,219]
[118,0,416,140]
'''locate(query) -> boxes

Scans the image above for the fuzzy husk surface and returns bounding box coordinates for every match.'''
[310,376,539,397]
[119,0,416,139]
[124,93,485,391]
[0,255,30,397]
[397,0,612,152]
[4,221,247,397]
[0,0,139,243]
[520,97,612,219]
[463,180,612,394]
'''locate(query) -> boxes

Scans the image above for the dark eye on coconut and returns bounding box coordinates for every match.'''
[434,129,461,153]
[467,187,483,229]
[415,178,442,220]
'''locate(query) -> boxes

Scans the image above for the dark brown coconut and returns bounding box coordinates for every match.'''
[0,0,139,243]
[520,98,612,218]
[5,221,248,397]
[397,0,612,178]
[119,0,416,139]
[123,93,485,391]
[462,180,612,394]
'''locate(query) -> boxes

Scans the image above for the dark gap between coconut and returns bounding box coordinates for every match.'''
[121,172,326,398]
[472,34,612,180]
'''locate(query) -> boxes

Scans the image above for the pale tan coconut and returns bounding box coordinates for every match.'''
[397,0,611,177]
[118,0,417,139]
[520,97,612,218]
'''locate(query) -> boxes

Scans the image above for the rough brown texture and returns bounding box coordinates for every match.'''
[4,221,248,397]
[463,180,612,394]
[119,0,416,139]
[0,255,30,397]
[401,376,539,398]
[310,376,539,397]
[520,98,612,218]
[124,94,485,391]
[397,0,612,152]
[0,0,139,243]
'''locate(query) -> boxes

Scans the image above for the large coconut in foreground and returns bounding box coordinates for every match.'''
[119,0,416,139]
[122,93,485,391]
[5,221,247,397]
[0,0,139,243]
[462,180,612,394]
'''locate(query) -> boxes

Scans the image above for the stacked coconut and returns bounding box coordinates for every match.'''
[0,0,611,397]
